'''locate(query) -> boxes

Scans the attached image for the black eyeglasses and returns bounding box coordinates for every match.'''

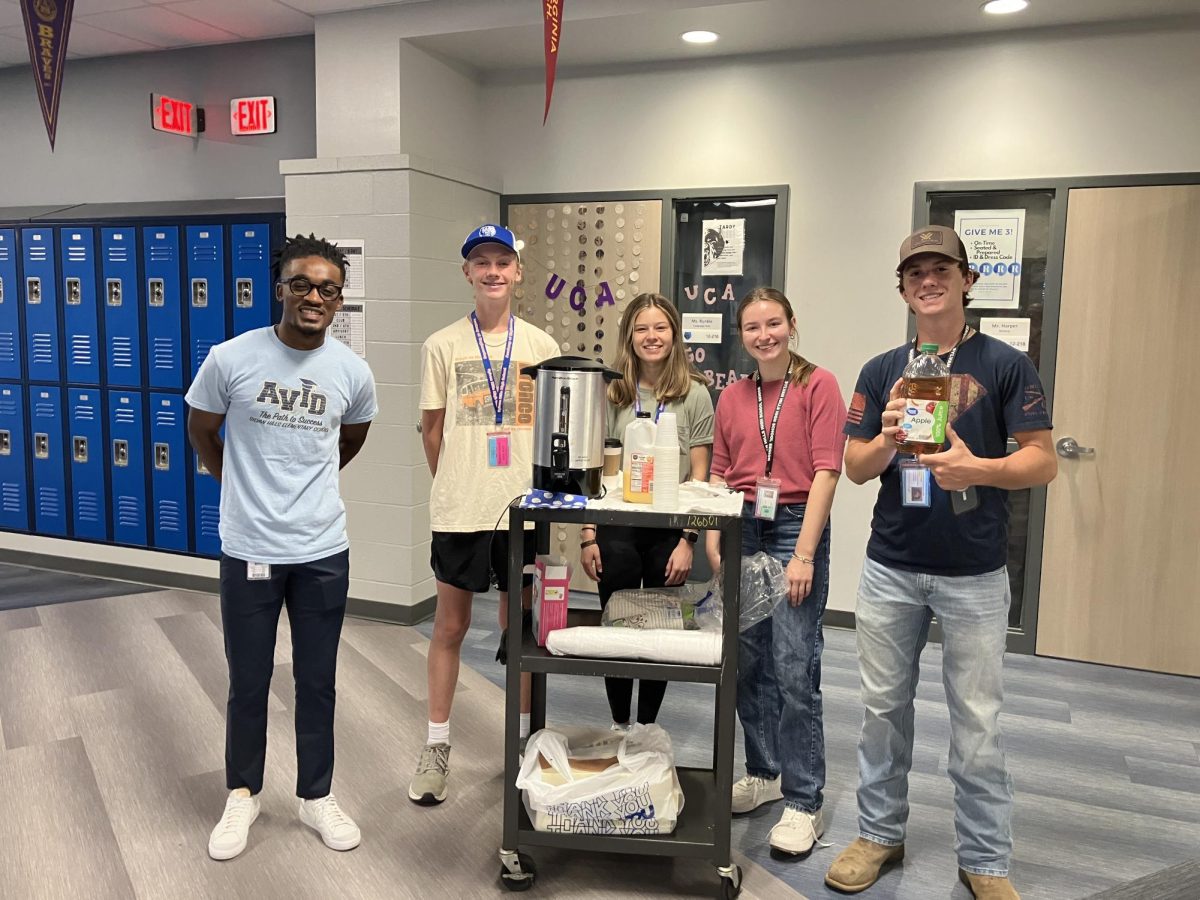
[280,276,343,302]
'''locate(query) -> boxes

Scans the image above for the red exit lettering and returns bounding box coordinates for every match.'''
[151,93,194,136]
[230,96,277,135]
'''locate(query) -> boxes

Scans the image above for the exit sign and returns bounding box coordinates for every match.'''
[230,96,276,135]
[150,93,204,136]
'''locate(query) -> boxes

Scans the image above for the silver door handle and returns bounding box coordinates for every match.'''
[1056,436,1095,459]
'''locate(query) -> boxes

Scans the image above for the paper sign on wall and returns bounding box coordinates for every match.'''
[980,317,1030,352]
[701,219,745,276]
[953,209,1025,310]
[330,238,365,298]
[682,313,722,344]
[330,302,366,358]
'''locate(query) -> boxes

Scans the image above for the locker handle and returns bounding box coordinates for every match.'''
[0,275,5,304]
[113,439,129,467]
[148,278,164,307]
[34,433,49,459]
[236,278,253,308]
[0,429,9,456]
[65,277,82,305]
[191,279,208,308]
[73,436,88,463]
[106,279,122,307]
[154,442,169,471]
[26,277,41,305]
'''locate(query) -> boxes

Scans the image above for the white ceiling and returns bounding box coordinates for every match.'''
[1,0,1199,72]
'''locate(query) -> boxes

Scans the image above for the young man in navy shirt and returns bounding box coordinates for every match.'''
[827,225,1055,900]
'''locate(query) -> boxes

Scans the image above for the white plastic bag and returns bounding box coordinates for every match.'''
[515,724,684,835]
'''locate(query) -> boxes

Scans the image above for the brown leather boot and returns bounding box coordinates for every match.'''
[959,869,1020,899]
[824,837,905,893]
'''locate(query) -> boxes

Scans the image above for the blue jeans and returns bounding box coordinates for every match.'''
[854,556,1013,877]
[736,501,830,813]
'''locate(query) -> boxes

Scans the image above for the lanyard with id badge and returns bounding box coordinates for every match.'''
[753,368,791,520]
[470,311,515,468]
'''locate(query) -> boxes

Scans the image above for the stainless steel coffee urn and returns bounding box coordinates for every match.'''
[521,356,620,498]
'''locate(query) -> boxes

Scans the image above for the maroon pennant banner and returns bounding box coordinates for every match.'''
[542,0,563,125]
[21,0,75,150]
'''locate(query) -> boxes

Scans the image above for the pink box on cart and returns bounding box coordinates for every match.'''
[532,555,570,646]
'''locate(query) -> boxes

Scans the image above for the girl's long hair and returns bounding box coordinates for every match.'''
[609,293,707,408]
[736,287,817,387]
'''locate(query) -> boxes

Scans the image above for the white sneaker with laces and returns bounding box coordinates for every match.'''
[731,774,783,814]
[208,789,260,860]
[769,807,827,856]
[299,794,361,851]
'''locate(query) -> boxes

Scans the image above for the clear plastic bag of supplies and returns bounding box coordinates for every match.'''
[516,724,684,835]
[601,581,721,632]
[707,551,788,632]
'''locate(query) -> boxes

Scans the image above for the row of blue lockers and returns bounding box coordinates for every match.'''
[0,221,277,387]
[0,383,219,557]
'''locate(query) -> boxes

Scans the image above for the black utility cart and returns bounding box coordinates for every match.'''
[499,500,745,898]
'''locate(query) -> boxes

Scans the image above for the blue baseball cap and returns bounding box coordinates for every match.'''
[461,223,520,259]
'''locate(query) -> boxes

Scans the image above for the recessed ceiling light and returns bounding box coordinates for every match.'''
[681,30,719,44]
[982,0,1029,13]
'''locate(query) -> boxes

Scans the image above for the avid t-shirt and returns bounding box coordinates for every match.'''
[185,326,378,564]
[844,332,1052,575]
[420,315,558,532]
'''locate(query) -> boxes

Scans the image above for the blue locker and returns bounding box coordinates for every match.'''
[60,228,101,385]
[28,385,68,536]
[231,223,272,336]
[191,441,221,557]
[0,384,28,532]
[0,230,20,381]
[68,388,108,541]
[143,227,182,389]
[21,227,61,383]
[149,391,188,551]
[186,225,225,381]
[108,390,147,548]
[101,228,141,387]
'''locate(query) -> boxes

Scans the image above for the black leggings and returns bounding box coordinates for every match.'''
[596,524,682,725]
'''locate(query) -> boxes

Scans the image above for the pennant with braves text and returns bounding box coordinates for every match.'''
[21,0,75,149]
[542,0,563,125]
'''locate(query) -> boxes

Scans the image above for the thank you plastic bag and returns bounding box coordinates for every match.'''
[515,724,684,834]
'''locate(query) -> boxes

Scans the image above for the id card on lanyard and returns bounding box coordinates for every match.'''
[753,369,791,520]
[634,391,667,424]
[471,312,515,468]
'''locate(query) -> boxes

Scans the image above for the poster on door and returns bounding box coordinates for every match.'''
[701,218,745,276]
[953,209,1025,309]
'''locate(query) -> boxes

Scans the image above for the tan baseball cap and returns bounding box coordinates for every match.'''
[897,225,967,270]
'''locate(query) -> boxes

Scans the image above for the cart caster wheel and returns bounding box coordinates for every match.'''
[717,863,742,898]
[499,850,537,892]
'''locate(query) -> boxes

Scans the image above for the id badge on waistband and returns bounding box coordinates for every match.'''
[754,477,781,520]
[487,430,511,468]
[899,458,931,508]
[247,562,271,581]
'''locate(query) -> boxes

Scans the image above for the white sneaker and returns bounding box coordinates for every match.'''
[731,774,783,814]
[299,794,361,851]
[769,807,826,856]
[208,789,260,860]
[610,722,631,733]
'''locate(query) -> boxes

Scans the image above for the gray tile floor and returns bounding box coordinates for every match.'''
[0,564,1197,899]
[419,591,1200,900]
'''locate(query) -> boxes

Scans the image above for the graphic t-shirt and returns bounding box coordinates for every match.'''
[185,326,378,564]
[420,315,558,532]
[844,332,1052,576]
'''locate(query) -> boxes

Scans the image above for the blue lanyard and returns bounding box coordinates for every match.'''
[470,312,515,427]
[634,390,667,423]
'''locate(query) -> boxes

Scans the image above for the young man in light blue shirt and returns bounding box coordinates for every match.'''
[187,234,377,861]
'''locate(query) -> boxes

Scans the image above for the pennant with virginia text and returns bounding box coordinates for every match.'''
[21,0,75,150]
[542,0,563,125]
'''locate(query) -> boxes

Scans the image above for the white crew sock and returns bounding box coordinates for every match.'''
[428,719,450,745]
[519,713,531,739]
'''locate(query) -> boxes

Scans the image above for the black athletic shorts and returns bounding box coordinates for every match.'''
[430,529,536,594]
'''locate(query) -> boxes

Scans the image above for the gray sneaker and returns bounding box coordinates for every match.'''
[408,743,451,805]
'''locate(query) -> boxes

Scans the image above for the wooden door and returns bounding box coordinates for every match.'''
[1037,184,1200,676]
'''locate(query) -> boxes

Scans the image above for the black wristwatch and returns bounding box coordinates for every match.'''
[681,531,699,544]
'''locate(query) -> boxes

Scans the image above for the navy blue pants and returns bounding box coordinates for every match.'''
[220,550,349,799]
